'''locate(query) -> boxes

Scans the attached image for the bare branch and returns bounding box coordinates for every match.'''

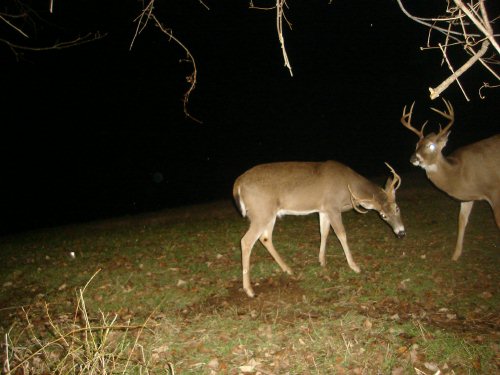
[429,40,490,99]
[250,0,293,76]
[0,13,30,38]
[0,32,105,52]
[454,0,500,54]
[276,0,293,76]
[131,0,202,123]
[398,0,499,100]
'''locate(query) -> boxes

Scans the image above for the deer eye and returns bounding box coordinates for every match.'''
[427,143,436,151]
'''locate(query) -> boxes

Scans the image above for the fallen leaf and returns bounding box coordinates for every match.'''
[424,362,439,371]
[480,291,493,299]
[363,318,373,330]
[207,358,219,370]
[239,365,254,373]
[397,346,408,354]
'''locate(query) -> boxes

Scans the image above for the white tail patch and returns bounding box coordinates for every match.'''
[238,186,247,217]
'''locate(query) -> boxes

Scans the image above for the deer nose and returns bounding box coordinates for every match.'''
[396,230,406,238]
[410,154,419,166]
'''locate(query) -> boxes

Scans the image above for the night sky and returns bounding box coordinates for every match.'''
[2,1,498,235]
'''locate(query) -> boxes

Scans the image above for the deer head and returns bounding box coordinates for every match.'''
[401,98,454,170]
[348,163,404,238]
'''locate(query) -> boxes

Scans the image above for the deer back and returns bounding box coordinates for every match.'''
[233,161,390,217]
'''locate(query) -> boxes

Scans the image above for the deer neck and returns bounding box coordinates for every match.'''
[425,153,463,195]
[350,177,384,203]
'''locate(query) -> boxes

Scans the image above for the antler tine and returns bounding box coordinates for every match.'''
[384,162,401,191]
[401,101,424,139]
[430,98,454,136]
[347,184,369,214]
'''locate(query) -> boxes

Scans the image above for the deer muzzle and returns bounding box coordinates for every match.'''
[410,153,421,166]
[395,229,406,238]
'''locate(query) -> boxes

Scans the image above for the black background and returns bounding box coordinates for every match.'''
[1,1,498,234]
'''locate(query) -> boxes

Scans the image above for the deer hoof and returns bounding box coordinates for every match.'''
[244,288,255,298]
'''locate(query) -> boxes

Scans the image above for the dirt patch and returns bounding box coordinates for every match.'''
[180,275,310,320]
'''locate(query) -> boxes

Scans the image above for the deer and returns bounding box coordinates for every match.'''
[233,161,406,297]
[401,98,500,261]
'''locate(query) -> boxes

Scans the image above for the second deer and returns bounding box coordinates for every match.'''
[401,98,500,260]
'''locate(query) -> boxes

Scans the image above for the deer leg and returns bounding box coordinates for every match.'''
[259,218,293,275]
[319,212,330,266]
[240,223,262,298]
[489,193,500,229]
[452,201,474,261]
[328,211,361,273]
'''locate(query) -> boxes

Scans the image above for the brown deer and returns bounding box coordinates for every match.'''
[233,161,405,297]
[401,99,500,260]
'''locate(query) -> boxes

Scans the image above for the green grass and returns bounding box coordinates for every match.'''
[1,173,498,374]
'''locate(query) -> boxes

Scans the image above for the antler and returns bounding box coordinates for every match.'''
[401,101,426,139]
[384,162,401,191]
[347,184,369,214]
[430,98,454,136]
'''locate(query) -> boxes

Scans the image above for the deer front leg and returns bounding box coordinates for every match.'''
[259,219,293,275]
[452,201,474,261]
[489,192,500,229]
[318,212,330,266]
[328,211,361,273]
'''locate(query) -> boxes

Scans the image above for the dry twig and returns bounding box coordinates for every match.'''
[397,0,499,100]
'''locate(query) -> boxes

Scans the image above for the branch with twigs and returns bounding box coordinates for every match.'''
[250,0,294,76]
[131,0,202,123]
[1,2,106,60]
[397,0,499,100]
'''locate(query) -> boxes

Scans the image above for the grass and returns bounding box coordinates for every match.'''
[0,172,498,374]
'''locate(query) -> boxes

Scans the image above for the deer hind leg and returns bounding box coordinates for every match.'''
[241,221,264,298]
[259,218,293,275]
[453,201,474,261]
[318,212,331,266]
[328,211,361,273]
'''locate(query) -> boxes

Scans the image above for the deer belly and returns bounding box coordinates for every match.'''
[277,209,318,218]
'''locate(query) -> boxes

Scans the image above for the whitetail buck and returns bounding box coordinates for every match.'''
[401,98,500,260]
[233,161,405,297]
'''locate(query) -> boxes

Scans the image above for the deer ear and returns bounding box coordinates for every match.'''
[437,131,450,147]
[358,200,376,210]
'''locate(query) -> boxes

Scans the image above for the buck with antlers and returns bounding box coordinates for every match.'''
[401,99,500,260]
[233,161,405,297]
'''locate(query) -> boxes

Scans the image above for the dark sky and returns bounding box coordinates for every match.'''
[1,1,498,234]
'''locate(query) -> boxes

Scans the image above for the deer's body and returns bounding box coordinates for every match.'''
[402,99,500,260]
[233,161,405,297]
[421,135,500,203]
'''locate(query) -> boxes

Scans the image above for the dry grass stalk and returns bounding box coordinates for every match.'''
[2,271,165,374]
